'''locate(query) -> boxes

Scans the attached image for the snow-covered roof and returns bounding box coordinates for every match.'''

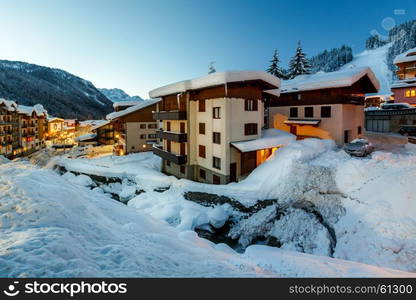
[106,98,161,120]
[91,120,110,130]
[0,98,18,111]
[17,104,48,117]
[267,67,380,95]
[391,79,416,89]
[75,133,97,142]
[284,119,321,125]
[393,47,416,64]
[113,100,143,109]
[47,116,65,122]
[231,129,295,152]
[149,71,281,98]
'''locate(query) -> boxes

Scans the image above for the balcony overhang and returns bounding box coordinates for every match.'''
[153,111,187,120]
[284,119,321,126]
[152,145,187,165]
[156,130,187,142]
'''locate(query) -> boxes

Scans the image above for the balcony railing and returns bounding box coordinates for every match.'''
[152,145,187,165]
[156,130,187,142]
[153,111,187,120]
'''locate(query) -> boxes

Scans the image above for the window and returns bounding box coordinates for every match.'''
[166,121,171,131]
[148,134,156,139]
[244,123,258,135]
[321,106,331,118]
[213,132,221,144]
[180,165,185,174]
[358,126,362,135]
[148,124,157,129]
[245,99,258,111]
[140,124,146,129]
[199,123,205,134]
[412,90,416,97]
[297,94,302,100]
[180,122,185,133]
[304,107,314,118]
[213,156,221,170]
[199,169,206,180]
[140,134,146,139]
[199,99,206,112]
[213,175,221,185]
[290,107,298,118]
[213,107,221,119]
[199,145,206,158]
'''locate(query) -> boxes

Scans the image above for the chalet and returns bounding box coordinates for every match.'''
[149,71,295,184]
[16,104,48,155]
[391,47,416,106]
[106,99,160,155]
[47,117,65,140]
[265,67,380,145]
[0,99,17,157]
[91,120,115,146]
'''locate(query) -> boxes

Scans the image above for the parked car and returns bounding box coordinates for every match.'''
[380,103,414,110]
[399,125,416,137]
[343,139,374,157]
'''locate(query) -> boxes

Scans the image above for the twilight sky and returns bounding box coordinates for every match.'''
[0,0,415,98]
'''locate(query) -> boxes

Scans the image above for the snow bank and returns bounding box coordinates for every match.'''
[0,161,413,277]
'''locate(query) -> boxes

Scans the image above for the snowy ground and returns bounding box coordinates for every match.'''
[0,158,413,277]
[53,139,416,274]
[342,43,392,95]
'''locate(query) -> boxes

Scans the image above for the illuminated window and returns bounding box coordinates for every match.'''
[406,90,411,97]
[412,90,416,97]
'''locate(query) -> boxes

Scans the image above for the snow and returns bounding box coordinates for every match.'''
[0,160,413,277]
[91,120,110,131]
[270,66,380,95]
[393,47,416,64]
[0,98,18,111]
[17,104,48,117]
[99,88,144,103]
[149,71,280,98]
[231,129,296,152]
[342,44,393,95]
[52,139,416,274]
[208,206,229,229]
[112,101,144,109]
[106,99,161,120]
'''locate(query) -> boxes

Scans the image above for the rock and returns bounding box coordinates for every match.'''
[208,206,228,229]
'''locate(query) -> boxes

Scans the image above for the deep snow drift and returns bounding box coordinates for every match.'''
[1,159,414,277]
[55,139,416,274]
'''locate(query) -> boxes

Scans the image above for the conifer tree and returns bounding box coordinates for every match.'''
[208,62,216,74]
[266,49,286,78]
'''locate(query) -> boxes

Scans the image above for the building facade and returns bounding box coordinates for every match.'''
[391,47,416,105]
[266,67,380,145]
[0,99,48,158]
[106,99,160,155]
[150,71,294,184]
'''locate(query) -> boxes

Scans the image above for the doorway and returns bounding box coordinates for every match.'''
[229,163,237,182]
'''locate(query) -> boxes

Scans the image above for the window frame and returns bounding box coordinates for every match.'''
[199,123,205,135]
[212,156,221,170]
[213,107,221,119]
[304,107,314,118]
[213,132,221,144]
[289,107,298,118]
[244,123,258,136]
[321,106,331,118]
[199,145,206,158]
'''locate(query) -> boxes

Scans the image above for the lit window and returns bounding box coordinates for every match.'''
[406,90,411,97]
[412,90,416,97]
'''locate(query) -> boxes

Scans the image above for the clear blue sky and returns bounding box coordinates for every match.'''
[0,0,415,98]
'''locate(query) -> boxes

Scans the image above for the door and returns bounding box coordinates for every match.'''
[290,125,297,135]
[344,130,350,144]
[167,140,171,152]
[180,122,185,133]
[229,163,237,182]
[180,143,185,156]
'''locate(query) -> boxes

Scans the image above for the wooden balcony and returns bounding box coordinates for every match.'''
[153,111,187,120]
[156,130,187,142]
[152,145,187,165]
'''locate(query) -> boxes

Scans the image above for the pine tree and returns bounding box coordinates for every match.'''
[288,41,312,79]
[208,62,216,74]
[266,49,286,78]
